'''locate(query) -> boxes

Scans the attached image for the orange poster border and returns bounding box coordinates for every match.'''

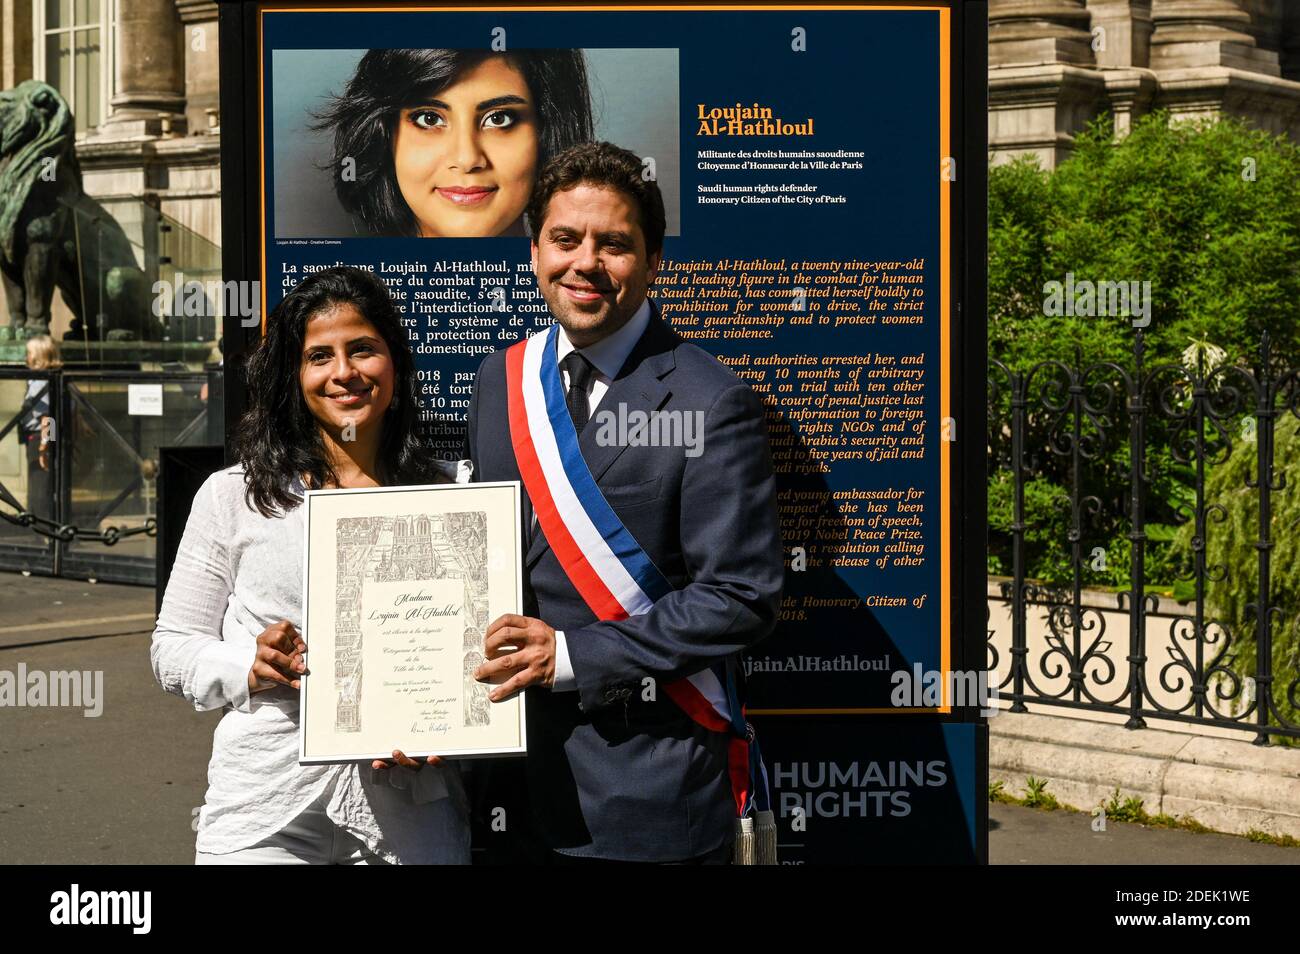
[256,1,955,717]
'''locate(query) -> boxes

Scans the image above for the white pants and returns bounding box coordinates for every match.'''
[195,796,391,865]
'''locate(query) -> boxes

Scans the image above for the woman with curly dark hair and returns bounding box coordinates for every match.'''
[315,49,593,237]
[151,265,471,864]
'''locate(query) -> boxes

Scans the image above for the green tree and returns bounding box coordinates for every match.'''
[1169,415,1300,741]
[989,112,1300,592]
[991,111,1300,371]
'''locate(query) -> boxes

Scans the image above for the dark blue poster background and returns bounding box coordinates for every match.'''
[258,2,978,863]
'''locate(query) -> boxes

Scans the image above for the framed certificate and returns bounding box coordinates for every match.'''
[299,481,525,763]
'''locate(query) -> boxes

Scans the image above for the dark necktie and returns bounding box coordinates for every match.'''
[561,351,595,435]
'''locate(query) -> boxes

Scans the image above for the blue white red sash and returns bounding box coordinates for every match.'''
[505,326,759,815]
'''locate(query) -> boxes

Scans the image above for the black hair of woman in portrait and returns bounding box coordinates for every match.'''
[154,265,471,865]
[314,49,594,238]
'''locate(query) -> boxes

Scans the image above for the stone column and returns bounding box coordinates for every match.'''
[989,0,1097,67]
[1,0,34,89]
[1149,0,1280,74]
[1083,2,1157,138]
[1103,70,1158,137]
[1086,0,1154,67]
[103,0,186,134]
[989,1,1105,168]
[176,0,219,136]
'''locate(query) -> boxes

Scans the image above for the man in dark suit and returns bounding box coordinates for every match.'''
[466,141,784,863]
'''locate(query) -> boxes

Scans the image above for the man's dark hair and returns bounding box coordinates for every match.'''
[526,141,666,255]
[231,265,428,517]
[314,49,593,237]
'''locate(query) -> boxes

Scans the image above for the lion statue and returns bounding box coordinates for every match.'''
[0,80,158,342]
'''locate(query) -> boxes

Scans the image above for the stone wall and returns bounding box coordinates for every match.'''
[89,0,222,247]
[0,0,222,340]
[8,3,1300,248]
[990,0,1300,167]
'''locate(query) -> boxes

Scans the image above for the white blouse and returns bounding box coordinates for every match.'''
[151,460,475,864]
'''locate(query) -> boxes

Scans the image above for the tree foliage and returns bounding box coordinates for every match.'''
[989,111,1300,739]
[1170,416,1300,737]
[989,112,1300,588]
[990,111,1300,373]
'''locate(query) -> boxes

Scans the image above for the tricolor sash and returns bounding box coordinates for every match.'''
[505,326,770,826]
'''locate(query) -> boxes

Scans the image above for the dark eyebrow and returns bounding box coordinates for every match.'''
[411,94,529,112]
[303,336,381,352]
[544,228,635,245]
[476,94,529,111]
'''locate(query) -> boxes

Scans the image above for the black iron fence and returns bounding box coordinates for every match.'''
[987,331,1300,743]
[0,368,223,584]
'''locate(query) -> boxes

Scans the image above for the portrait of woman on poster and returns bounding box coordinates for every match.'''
[151,265,472,864]
[316,49,593,238]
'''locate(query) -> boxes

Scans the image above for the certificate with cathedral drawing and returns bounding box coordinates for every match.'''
[299,481,525,763]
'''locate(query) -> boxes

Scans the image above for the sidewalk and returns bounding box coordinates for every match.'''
[990,802,1298,864]
[0,573,217,864]
[1,573,1296,864]
[990,707,1300,841]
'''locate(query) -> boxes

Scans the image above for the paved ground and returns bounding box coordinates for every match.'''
[989,802,1297,865]
[0,573,216,864]
[1,573,1297,865]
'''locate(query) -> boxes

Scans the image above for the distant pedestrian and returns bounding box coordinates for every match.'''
[20,335,59,526]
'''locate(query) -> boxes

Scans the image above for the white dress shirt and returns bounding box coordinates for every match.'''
[543,299,652,692]
[151,460,474,863]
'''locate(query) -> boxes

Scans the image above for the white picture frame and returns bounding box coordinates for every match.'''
[298,480,526,763]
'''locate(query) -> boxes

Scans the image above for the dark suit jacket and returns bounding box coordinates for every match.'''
[464,301,784,861]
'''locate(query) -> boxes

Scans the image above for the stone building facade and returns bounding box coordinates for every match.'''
[0,0,221,338]
[991,0,1300,167]
[6,2,1300,250]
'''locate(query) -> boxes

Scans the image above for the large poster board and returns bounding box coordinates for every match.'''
[220,0,988,863]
